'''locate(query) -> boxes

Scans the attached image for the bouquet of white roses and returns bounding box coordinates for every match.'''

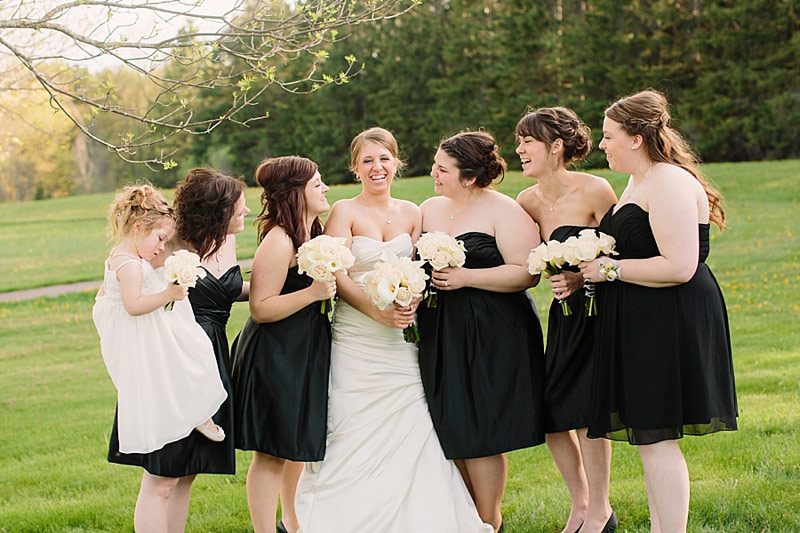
[566,229,617,316]
[527,240,572,315]
[363,250,428,342]
[415,232,467,307]
[163,249,207,310]
[296,235,356,314]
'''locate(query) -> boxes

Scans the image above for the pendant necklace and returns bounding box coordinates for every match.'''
[539,183,567,212]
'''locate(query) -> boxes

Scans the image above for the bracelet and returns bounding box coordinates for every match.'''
[599,259,620,281]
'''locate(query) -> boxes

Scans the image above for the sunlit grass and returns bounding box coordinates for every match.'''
[1,160,799,530]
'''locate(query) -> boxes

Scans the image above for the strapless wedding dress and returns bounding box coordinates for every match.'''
[295,234,492,533]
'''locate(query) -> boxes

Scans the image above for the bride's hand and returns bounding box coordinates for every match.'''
[372,302,415,329]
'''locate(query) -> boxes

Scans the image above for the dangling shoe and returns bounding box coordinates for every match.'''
[194,418,225,442]
[602,511,618,533]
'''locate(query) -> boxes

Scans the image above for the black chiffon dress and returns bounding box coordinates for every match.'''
[544,226,596,433]
[588,204,738,445]
[107,265,243,476]
[417,232,546,459]
[231,266,331,461]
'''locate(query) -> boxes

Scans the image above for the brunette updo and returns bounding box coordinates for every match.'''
[438,131,506,188]
[173,168,245,260]
[254,156,323,250]
[515,107,592,165]
[606,89,726,229]
[107,183,173,241]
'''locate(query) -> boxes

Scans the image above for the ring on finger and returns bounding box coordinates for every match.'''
[444,280,448,287]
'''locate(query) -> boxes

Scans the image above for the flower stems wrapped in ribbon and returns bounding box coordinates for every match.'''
[415,231,467,307]
[363,250,429,343]
[527,240,572,316]
[163,249,207,310]
[296,235,356,315]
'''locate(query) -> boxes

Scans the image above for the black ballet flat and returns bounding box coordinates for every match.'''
[276,519,289,533]
[498,520,504,533]
[602,511,618,533]
[573,521,584,533]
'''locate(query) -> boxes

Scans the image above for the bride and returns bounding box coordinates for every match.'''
[294,127,492,532]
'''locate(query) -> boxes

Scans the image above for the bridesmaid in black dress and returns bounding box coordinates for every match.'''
[230,156,335,533]
[579,90,737,532]
[107,168,248,529]
[516,108,618,533]
[417,131,545,533]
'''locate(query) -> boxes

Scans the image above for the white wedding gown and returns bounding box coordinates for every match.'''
[295,234,492,533]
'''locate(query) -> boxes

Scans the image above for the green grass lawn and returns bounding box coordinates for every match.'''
[1,160,799,531]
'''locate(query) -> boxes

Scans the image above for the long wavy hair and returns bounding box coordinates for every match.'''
[439,130,506,188]
[605,89,726,230]
[173,168,246,260]
[255,156,323,250]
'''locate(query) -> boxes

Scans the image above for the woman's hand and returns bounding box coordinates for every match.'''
[430,266,471,291]
[372,302,416,329]
[549,270,585,300]
[578,258,605,284]
[307,279,337,302]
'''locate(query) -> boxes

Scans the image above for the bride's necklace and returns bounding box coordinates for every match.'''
[358,197,392,224]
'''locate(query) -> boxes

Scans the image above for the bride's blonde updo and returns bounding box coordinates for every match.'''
[439,130,506,188]
[606,89,726,229]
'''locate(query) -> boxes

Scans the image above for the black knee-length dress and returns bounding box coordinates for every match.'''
[417,232,546,459]
[588,204,738,445]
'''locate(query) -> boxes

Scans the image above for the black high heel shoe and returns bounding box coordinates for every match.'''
[497,520,504,533]
[602,511,618,533]
[276,519,288,533]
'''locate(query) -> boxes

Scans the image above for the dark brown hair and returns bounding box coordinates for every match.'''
[439,131,506,188]
[516,107,592,166]
[255,156,323,250]
[606,89,726,229]
[173,168,246,260]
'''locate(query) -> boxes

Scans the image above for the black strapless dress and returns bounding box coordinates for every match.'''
[588,204,738,444]
[417,232,546,459]
[107,265,243,476]
[231,266,331,461]
[544,226,596,433]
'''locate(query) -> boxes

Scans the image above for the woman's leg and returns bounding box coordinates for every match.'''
[278,461,304,532]
[638,440,689,533]
[463,454,507,532]
[546,431,589,532]
[247,452,287,533]
[166,474,196,533]
[134,472,181,532]
[576,428,614,532]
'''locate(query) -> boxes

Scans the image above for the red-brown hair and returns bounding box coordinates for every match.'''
[254,156,323,250]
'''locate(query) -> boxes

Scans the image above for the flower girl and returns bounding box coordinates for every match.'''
[93,184,227,458]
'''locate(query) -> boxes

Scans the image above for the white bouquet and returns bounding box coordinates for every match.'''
[568,229,617,316]
[296,235,356,314]
[363,250,428,342]
[163,249,207,310]
[415,232,467,307]
[527,240,572,315]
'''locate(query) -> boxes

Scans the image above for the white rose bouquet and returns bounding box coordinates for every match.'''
[163,249,207,310]
[363,250,428,342]
[415,232,467,307]
[296,235,356,314]
[527,240,572,315]
[567,229,617,316]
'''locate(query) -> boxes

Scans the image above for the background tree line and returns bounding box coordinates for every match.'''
[3,0,798,199]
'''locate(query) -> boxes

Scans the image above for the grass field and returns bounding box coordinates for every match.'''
[1,160,799,531]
